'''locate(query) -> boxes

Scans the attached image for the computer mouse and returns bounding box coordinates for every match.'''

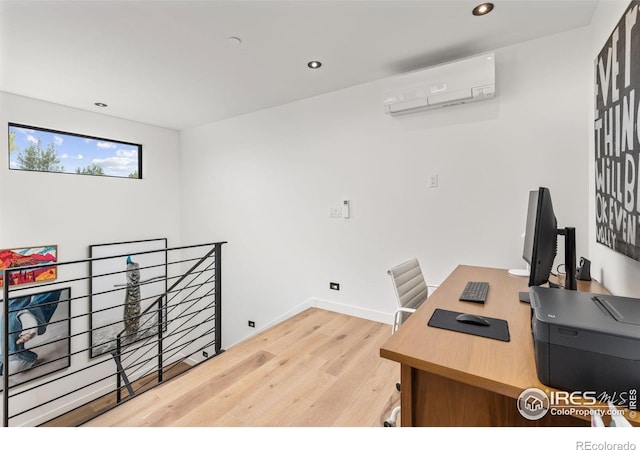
[456,313,490,326]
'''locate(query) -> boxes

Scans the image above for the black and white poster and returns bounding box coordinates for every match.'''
[595,1,640,261]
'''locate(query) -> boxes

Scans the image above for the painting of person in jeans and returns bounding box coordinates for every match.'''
[0,289,61,376]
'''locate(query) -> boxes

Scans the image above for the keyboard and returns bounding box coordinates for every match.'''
[459,281,489,303]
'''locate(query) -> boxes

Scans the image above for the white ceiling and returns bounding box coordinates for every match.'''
[0,0,598,131]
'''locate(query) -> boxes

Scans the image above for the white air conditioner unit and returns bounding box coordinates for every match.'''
[383,52,495,116]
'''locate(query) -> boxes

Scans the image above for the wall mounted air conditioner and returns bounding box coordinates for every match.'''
[383,52,495,116]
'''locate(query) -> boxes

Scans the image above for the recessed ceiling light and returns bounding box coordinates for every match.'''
[228,36,242,45]
[94,102,108,108]
[307,61,322,69]
[472,3,494,16]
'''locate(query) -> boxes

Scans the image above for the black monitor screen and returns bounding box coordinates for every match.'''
[528,187,558,287]
[523,189,538,265]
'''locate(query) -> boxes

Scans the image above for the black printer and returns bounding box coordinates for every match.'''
[530,286,640,401]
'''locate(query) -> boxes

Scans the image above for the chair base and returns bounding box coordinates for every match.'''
[383,406,401,427]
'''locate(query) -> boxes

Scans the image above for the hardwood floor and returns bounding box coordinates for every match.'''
[81,308,400,427]
[41,361,191,427]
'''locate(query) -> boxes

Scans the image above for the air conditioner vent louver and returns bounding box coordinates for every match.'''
[383,52,495,116]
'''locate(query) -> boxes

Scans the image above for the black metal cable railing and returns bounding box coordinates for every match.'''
[1,241,226,427]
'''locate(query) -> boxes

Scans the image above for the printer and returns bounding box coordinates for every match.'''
[530,286,640,401]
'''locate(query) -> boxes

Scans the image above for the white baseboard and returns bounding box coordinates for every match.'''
[309,297,394,324]
[229,298,316,347]
[229,298,393,348]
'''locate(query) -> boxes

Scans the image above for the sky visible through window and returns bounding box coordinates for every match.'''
[8,124,141,178]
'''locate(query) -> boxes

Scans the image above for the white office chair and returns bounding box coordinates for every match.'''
[383,257,437,427]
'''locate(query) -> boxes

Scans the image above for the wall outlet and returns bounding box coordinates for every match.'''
[330,282,340,290]
[248,320,255,328]
[429,174,439,188]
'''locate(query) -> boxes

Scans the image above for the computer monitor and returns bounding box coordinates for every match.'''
[523,187,576,292]
[522,189,538,272]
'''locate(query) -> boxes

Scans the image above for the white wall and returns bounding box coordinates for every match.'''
[588,0,640,296]
[0,92,182,425]
[0,92,182,256]
[180,26,592,348]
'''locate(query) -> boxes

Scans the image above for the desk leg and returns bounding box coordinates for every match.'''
[400,364,414,427]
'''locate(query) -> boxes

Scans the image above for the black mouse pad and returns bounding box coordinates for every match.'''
[428,308,510,342]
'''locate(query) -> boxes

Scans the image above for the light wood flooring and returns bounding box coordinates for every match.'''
[81,307,401,427]
[41,361,191,427]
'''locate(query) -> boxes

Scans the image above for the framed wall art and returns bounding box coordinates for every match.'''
[89,238,167,359]
[0,245,57,288]
[595,0,640,260]
[2,286,71,388]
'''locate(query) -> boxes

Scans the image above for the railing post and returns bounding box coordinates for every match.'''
[214,243,223,355]
[157,245,167,384]
[156,292,163,384]
[3,269,9,427]
[115,338,122,403]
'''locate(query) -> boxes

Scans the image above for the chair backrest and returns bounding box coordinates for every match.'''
[387,258,429,311]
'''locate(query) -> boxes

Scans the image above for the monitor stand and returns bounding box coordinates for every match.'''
[519,279,561,304]
[509,268,530,277]
[508,263,530,277]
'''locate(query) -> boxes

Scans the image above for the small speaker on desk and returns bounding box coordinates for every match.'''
[576,257,592,281]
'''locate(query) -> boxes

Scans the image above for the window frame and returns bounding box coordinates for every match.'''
[8,122,143,179]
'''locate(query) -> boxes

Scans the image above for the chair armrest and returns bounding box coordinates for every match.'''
[392,307,417,334]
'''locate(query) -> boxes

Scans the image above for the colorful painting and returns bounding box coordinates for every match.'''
[0,246,58,287]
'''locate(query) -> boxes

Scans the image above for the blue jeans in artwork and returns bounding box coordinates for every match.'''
[0,290,61,375]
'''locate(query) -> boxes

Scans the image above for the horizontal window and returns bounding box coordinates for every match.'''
[8,123,142,179]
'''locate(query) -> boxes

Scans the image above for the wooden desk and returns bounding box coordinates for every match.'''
[379,265,636,427]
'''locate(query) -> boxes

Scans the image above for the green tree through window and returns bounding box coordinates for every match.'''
[76,164,105,175]
[9,130,17,153]
[17,141,63,172]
